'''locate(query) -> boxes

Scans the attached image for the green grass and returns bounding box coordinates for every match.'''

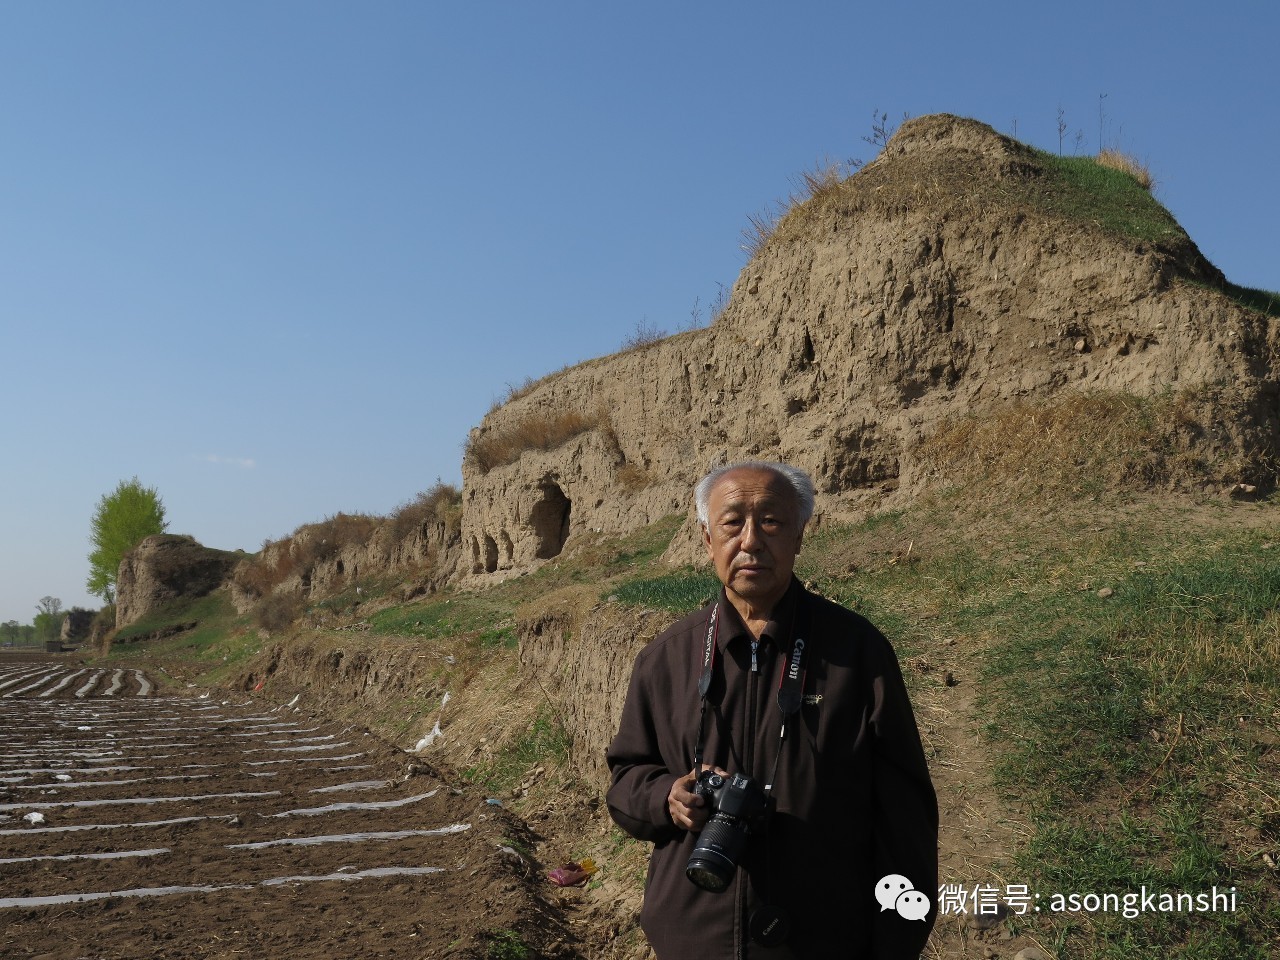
[105,590,259,686]
[1217,281,1280,319]
[372,515,688,640]
[464,709,571,795]
[608,568,720,612]
[832,517,1280,959]
[483,928,530,960]
[370,594,512,639]
[112,591,230,643]
[1017,149,1187,247]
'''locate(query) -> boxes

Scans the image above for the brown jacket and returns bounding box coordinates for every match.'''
[606,579,938,959]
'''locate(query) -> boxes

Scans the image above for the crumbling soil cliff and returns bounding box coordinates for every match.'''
[460,114,1279,578]
[115,534,242,629]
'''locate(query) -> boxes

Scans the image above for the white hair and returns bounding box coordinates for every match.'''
[694,461,815,528]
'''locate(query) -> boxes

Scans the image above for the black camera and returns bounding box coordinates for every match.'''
[685,770,770,893]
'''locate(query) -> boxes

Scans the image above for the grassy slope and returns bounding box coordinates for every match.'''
[842,499,1279,959]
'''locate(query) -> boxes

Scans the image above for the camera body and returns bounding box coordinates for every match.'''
[685,770,770,893]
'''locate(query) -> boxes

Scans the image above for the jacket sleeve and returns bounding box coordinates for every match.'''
[867,639,940,960]
[605,646,683,843]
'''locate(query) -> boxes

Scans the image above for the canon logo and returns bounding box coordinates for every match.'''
[788,639,805,680]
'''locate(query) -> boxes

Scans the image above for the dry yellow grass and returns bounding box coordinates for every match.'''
[390,482,462,541]
[915,389,1250,498]
[615,463,655,492]
[466,407,606,473]
[1096,148,1154,191]
[740,157,852,260]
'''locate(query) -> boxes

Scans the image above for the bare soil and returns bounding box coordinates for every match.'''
[0,653,577,960]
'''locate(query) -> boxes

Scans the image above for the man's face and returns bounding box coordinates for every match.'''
[701,467,805,613]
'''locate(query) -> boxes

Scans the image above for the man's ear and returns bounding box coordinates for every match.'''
[794,529,805,556]
[701,522,713,555]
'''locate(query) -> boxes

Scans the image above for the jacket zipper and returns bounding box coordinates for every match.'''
[738,638,761,959]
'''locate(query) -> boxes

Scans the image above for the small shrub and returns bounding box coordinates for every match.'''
[616,463,655,492]
[484,929,529,960]
[297,513,378,566]
[235,513,378,597]
[1096,148,1154,191]
[620,318,668,351]
[232,550,284,599]
[254,592,303,633]
[390,481,462,541]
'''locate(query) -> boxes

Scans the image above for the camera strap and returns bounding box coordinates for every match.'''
[764,598,808,796]
[691,596,809,793]
[692,602,720,769]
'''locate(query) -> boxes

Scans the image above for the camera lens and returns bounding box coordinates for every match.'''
[685,815,748,893]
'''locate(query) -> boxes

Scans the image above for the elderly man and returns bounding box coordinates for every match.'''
[606,461,937,959]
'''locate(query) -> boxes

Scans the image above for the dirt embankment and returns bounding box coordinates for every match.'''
[226,592,670,957]
[115,116,1280,645]
[517,590,679,790]
[233,595,662,806]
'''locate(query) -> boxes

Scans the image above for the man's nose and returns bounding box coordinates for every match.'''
[739,517,762,550]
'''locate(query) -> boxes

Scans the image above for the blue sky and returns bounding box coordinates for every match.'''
[2,1,1275,624]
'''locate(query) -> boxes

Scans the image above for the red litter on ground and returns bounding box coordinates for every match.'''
[547,858,597,886]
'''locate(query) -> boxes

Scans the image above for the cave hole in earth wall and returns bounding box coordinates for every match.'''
[531,482,571,559]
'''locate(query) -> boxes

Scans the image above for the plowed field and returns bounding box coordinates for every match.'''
[0,654,571,959]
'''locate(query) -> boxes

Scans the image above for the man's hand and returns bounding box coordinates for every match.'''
[667,766,728,832]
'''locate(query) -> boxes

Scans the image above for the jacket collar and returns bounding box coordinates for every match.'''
[714,576,802,652]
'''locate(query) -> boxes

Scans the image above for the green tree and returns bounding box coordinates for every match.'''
[33,596,63,643]
[87,477,168,602]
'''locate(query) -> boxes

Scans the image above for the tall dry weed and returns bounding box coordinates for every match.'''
[1096,149,1154,191]
[466,407,609,473]
[741,157,853,260]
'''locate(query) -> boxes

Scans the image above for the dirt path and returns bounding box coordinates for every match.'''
[910,631,1053,960]
[0,654,575,959]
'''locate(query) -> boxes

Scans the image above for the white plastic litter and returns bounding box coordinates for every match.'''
[23,812,45,825]
[413,721,443,752]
